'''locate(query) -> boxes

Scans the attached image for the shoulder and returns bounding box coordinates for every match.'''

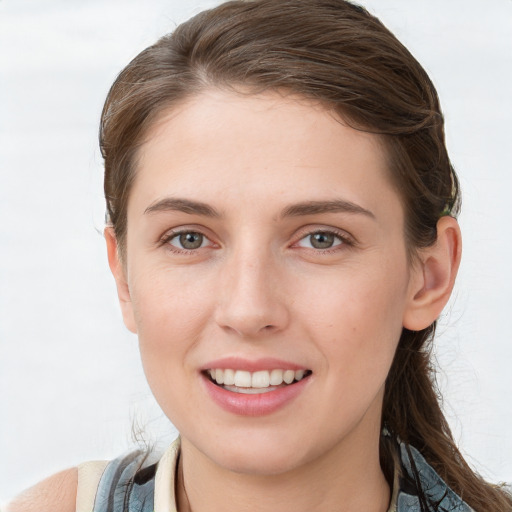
[5,467,78,512]
[4,441,180,512]
[4,452,153,512]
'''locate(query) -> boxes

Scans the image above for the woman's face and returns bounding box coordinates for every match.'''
[115,90,422,475]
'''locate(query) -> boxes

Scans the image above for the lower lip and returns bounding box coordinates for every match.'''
[202,374,310,416]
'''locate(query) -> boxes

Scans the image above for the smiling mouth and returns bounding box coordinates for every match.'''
[204,368,312,394]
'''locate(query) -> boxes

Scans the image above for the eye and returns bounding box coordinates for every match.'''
[167,231,210,251]
[296,231,344,250]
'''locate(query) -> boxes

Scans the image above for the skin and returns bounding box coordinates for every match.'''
[6,469,77,512]
[8,89,461,512]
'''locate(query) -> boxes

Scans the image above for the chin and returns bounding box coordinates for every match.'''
[215,447,306,476]
[194,427,316,476]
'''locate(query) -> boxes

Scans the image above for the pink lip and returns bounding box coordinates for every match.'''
[201,357,306,372]
[201,372,311,416]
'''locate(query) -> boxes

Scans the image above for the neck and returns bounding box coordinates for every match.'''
[176,427,391,512]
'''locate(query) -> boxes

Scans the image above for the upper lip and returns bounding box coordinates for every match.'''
[201,357,308,372]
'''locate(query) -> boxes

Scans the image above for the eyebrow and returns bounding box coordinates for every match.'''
[143,197,374,220]
[280,199,375,219]
[144,198,221,217]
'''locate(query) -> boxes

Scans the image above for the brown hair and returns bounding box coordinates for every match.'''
[100,1,511,510]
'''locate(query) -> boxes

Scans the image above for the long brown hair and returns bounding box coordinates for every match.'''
[100,1,511,510]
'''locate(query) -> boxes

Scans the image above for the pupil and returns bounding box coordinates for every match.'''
[180,232,203,249]
[311,232,334,249]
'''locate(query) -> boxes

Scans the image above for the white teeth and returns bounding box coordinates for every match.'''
[283,369,295,384]
[208,368,309,388]
[223,386,276,394]
[223,368,235,386]
[269,369,284,386]
[251,370,270,388]
[234,370,252,388]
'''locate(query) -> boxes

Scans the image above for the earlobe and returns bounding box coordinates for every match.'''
[403,216,462,331]
[104,227,138,334]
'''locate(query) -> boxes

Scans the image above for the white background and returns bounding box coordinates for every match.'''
[1,0,511,503]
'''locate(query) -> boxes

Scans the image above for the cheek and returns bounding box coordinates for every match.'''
[300,256,409,376]
[300,257,408,334]
[129,265,214,367]
[128,268,214,421]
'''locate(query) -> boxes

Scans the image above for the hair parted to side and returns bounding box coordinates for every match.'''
[100,1,511,510]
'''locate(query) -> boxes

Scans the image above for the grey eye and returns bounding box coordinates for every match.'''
[309,232,336,249]
[296,231,344,250]
[173,232,205,250]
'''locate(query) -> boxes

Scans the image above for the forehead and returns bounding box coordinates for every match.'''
[131,89,401,220]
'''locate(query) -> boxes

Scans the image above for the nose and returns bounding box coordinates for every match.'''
[214,248,290,338]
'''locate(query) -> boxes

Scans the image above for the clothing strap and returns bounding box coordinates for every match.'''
[76,460,109,512]
[154,438,180,512]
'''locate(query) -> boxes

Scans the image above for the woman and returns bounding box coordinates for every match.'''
[7,1,511,511]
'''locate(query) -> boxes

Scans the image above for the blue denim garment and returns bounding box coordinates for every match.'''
[397,443,474,511]
[92,442,474,512]
[92,451,155,512]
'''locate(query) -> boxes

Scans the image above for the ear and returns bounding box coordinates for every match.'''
[104,227,137,333]
[403,216,462,331]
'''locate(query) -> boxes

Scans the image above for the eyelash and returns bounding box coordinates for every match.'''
[159,227,354,255]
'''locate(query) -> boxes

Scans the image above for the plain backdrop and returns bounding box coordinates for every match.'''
[1,0,511,503]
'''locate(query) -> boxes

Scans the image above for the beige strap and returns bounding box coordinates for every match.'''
[154,438,181,512]
[386,462,400,512]
[76,460,109,512]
